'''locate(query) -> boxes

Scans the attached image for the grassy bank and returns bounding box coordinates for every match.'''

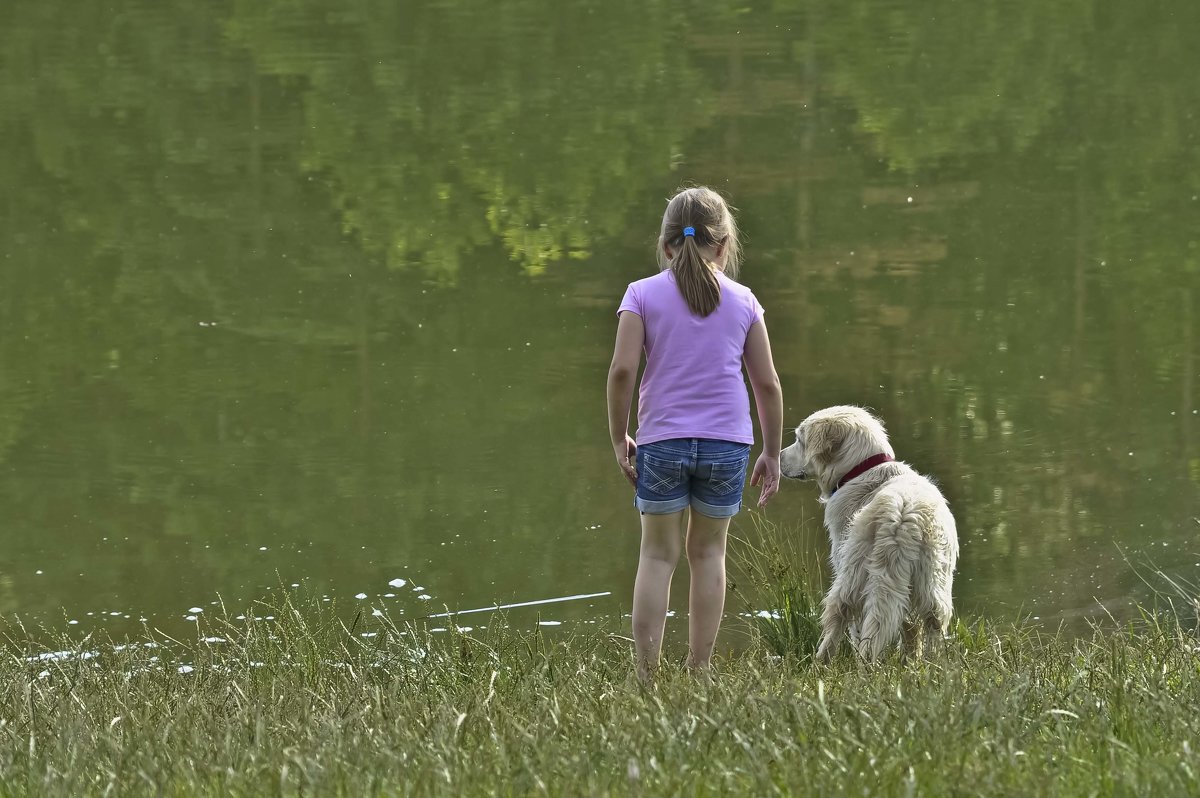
[5,545,1200,795]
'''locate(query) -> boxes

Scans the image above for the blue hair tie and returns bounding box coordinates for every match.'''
[682,226,695,238]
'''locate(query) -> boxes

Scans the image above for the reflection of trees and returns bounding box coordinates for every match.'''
[814,0,1094,171]
[227,0,707,277]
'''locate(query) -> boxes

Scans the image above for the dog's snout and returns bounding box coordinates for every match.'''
[779,443,807,480]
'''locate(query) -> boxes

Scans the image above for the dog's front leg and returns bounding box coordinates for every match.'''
[814,632,838,664]
[815,592,851,663]
[901,618,923,660]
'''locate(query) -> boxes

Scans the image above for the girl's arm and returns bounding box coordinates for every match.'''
[744,320,783,507]
[607,311,645,485]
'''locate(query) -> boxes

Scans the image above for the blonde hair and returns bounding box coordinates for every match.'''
[656,186,742,317]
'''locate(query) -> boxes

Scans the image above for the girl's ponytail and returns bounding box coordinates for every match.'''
[672,229,721,317]
[656,187,742,318]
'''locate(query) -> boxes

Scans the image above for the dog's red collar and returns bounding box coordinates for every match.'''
[833,453,894,493]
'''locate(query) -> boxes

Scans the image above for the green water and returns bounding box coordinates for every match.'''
[2,1,1197,637]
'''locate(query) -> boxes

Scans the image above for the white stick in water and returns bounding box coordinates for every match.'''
[427,591,611,618]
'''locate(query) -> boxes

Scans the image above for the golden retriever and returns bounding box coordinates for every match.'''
[779,406,958,661]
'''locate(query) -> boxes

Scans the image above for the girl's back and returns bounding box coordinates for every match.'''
[618,270,763,446]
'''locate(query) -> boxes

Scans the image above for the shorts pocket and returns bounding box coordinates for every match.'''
[709,458,747,496]
[642,454,684,494]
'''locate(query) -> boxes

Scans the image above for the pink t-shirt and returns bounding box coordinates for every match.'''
[617,270,765,446]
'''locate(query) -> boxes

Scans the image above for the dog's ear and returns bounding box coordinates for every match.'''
[805,418,846,465]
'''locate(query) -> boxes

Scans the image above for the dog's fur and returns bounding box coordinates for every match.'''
[780,406,958,662]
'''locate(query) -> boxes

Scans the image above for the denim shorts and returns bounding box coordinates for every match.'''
[634,438,752,518]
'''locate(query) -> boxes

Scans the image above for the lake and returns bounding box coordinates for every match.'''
[1,0,1197,641]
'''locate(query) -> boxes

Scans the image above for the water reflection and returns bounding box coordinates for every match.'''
[0,0,1196,636]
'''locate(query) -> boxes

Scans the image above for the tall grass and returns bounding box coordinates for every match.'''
[730,512,825,662]
[3,560,1200,794]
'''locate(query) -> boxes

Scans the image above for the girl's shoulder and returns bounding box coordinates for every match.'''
[631,270,673,287]
[624,269,674,296]
[716,272,759,302]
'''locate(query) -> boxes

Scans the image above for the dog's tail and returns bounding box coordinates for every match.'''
[857,494,930,661]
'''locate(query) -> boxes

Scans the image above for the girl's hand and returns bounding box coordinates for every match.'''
[750,452,780,508]
[613,435,638,486]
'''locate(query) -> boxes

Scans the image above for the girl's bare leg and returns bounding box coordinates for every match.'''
[684,511,733,671]
[631,510,685,682]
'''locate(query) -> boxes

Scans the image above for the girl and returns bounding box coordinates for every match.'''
[607,186,783,681]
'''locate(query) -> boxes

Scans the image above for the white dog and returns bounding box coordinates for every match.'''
[779,406,958,662]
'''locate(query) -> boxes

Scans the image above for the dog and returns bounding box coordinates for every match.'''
[779,406,958,662]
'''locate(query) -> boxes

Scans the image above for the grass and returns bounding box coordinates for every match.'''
[4,526,1200,796]
[730,512,827,663]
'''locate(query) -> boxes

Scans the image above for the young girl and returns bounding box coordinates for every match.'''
[607,186,783,681]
